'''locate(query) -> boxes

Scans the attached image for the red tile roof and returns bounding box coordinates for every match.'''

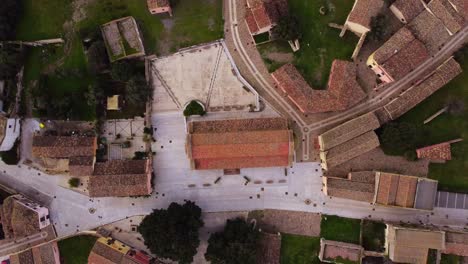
[245,10,260,34]
[374,27,430,80]
[416,142,452,160]
[245,0,288,34]
[89,160,152,197]
[147,0,169,9]
[271,61,366,114]
[442,232,468,257]
[391,0,425,22]
[347,0,384,29]
[376,172,417,208]
[32,136,97,158]
[187,118,293,170]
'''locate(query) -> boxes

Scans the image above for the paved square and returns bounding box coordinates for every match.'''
[150,40,259,112]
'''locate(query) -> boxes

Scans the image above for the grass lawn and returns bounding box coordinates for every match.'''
[16,0,71,40]
[81,0,223,55]
[58,235,97,264]
[320,215,361,244]
[394,58,468,192]
[441,254,462,264]
[361,220,386,252]
[258,0,358,88]
[17,0,223,120]
[280,234,321,264]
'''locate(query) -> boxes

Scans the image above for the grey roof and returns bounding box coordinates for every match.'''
[414,179,438,210]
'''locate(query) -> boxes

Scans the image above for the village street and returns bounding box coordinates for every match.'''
[226,0,468,161]
[0,111,465,254]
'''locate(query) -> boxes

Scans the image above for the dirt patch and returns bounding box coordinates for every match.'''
[72,0,95,23]
[249,209,321,236]
[161,18,175,31]
[325,147,430,178]
[266,52,294,63]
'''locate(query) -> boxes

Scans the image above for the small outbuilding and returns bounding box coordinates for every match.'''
[107,95,121,111]
[147,0,172,16]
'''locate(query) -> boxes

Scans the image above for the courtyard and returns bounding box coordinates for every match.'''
[102,118,147,160]
[256,0,358,88]
[150,110,325,211]
[150,40,259,113]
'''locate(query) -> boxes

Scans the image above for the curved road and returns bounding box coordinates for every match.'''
[227,0,468,160]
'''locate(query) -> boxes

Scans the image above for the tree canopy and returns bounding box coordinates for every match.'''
[0,0,22,41]
[126,75,152,105]
[183,100,206,116]
[378,122,421,157]
[110,60,138,82]
[138,201,204,264]
[272,15,302,41]
[205,218,260,264]
[446,97,465,116]
[0,44,24,80]
[369,14,388,42]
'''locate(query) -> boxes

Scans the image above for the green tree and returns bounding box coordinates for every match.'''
[272,15,302,41]
[379,122,420,156]
[126,75,152,105]
[183,100,206,116]
[138,201,204,263]
[369,14,388,42]
[87,41,108,74]
[205,218,259,264]
[68,178,81,188]
[0,44,24,80]
[111,60,137,82]
[446,97,465,116]
[0,0,22,40]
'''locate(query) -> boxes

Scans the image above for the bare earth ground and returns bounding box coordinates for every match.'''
[325,148,430,178]
[248,209,321,237]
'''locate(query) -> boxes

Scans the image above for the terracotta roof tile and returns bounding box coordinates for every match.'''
[318,112,380,151]
[428,0,464,33]
[190,117,288,133]
[326,177,375,203]
[347,0,384,29]
[32,136,97,158]
[88,242,123,264]
[252,4,272,29]
[191,130,290,146]
[408,10,452,54]
[374,26,429,80]
[321,131,380,169]
[416,142,452,160]
[376,172,417,208]
[245,10,260,34]
[245,0,288,34]
[321,240,363,262]
[89,160,151,197]
[349,171,376,183]
[391,0,425,22]
[271,61,366,114]
[384,57,462,120]
[147,0,169,9]
[187,118,293,170]
[442,232,468,256]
